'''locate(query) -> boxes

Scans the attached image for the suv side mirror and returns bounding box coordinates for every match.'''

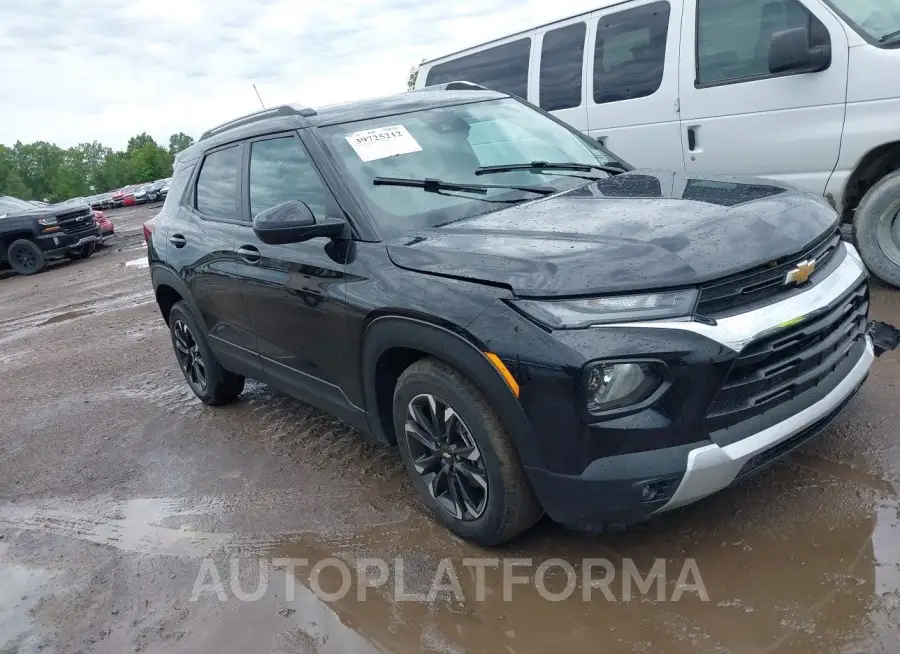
[769,27,830,75]
[252,200,346,245]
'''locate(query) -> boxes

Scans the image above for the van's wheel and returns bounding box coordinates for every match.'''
[854,170,900,287]
[393,358,542,546]
[168,301,245,405]
[7,239,46,275]
[65,241,96,260]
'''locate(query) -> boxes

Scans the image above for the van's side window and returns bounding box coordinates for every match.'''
[540,22,586,111]
[696,0,829,86]
[593,1,670,105]
[425,38,531,97]
[196,145,242,219]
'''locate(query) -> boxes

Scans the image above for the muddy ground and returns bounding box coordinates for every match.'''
[1,203,899,653]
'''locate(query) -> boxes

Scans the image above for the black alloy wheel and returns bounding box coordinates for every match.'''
[11,244,38,270]
[7,239,46,275]
[172,319,207,393]
[404,393,489,521]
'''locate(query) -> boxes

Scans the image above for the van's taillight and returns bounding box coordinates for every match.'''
[142,222,153,244]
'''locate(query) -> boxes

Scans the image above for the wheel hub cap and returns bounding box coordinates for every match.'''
[173,320,207,392]
[405,393,488,521]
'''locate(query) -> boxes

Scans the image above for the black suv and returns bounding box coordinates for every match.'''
[1,195,101,275]
[148,88,875,545]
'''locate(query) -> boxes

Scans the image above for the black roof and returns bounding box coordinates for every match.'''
[176,89,508,165]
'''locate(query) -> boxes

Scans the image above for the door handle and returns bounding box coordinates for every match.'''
[169,234,186,248]
[596,135,608,147]
[687,126,699,152]
[237,245,261,264]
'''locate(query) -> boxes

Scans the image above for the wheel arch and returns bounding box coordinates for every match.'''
[361,315,545,469]
[150,265,209,333]
[0,232,38,259]
[841,141,900,221]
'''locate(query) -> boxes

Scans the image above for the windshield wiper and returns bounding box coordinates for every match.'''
[372,176,555,196]
[879,28,900,43]
[474,160,626,177]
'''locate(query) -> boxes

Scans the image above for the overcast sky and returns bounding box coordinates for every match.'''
[1,0,603,149]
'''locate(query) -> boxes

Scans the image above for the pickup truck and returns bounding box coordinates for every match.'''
[0,195,102,275]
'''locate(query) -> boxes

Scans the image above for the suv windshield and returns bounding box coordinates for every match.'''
[0,195,37,215]
[827,0,900,44]
[319,97,625,234]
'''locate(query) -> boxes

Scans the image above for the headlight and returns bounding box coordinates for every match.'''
[37,216,58,226]
[512,289,698,329]
[585,361,665,412]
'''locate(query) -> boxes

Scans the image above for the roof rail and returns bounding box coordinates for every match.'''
[199,104,318,141]
[416,81,490,92]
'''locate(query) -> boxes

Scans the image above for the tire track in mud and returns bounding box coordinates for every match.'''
[118,370,408,489]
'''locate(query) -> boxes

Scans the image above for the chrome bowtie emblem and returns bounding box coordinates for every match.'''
[785,259,816,285]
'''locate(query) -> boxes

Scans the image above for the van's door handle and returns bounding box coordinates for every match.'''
[237,245,261,265]
[687,126,698,152]
[596,135,608,147]
[169,234,186,248]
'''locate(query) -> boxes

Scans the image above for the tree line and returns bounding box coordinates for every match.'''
[0,132,195,204]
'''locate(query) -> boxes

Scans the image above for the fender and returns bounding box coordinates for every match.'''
[361,315,546,469]
[149,263,211,335]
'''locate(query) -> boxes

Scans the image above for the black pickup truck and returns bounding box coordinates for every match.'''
[0,195,101,275]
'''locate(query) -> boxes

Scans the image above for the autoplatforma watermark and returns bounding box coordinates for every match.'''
[190,556,709,604]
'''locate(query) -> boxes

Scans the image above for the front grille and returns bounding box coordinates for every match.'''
[59,212,96,235]
[57,208,92,222]
[734,384,863,480]
[706,280,868,431]
[697,228,841,318]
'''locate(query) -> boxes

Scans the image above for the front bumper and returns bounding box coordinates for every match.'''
[508,244,878,529]
[656,336,872,514]
[37,227,102,256]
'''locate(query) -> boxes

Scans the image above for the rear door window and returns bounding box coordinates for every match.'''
[539,22,587,111]
[593,1,670,104]
[195,145,242,219]
[425,38,531,97]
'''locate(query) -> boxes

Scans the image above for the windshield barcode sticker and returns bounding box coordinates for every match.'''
[345,125,423,162]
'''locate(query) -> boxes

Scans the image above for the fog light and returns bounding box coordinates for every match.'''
[640,485,658,501]
[586,362,663,413]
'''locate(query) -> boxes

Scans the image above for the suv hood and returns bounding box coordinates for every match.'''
[386,171,839,297]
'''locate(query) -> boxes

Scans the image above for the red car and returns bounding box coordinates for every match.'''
[110,189,136,207]
[93,210,115,244]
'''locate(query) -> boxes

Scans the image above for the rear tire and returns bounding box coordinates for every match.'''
[853,169,900,287]
[393,357,542,546]
[168,301,245,405]
[7,239,46,275]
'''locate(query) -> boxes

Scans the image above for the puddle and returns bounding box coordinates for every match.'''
[0,544,55,652]
[0,290,152,342]
[0,497,231,558]
[125,256,150,268]
[38,309,95,326]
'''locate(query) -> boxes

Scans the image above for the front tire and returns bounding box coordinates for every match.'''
[168,301,245,405]
[65,241,96,260]
[853,170,900,287]
[393,358,542,546]
[7,239,46,275]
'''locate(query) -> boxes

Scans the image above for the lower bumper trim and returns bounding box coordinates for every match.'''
[655,337,874,513]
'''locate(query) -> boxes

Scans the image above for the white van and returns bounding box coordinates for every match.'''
[414,0,900,286]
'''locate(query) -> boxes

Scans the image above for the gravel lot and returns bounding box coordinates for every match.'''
[1,204,899,653]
